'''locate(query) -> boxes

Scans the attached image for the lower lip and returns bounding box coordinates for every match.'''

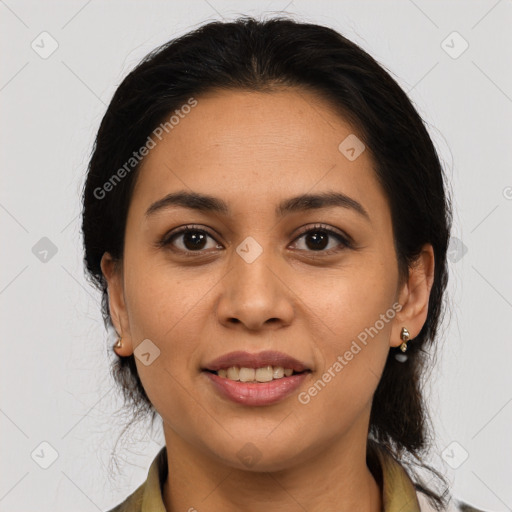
[203,371,310,406]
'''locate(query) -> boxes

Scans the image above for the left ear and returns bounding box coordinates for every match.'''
[390,243,435,348]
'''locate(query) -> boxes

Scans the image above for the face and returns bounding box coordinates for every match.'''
[102,87,432,471]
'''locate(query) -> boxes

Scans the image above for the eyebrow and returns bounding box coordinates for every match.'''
[145,190,371,222]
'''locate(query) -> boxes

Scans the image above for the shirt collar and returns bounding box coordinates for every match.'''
[121,442,421,512]
[140,446,168,512]
[368,441,421,512]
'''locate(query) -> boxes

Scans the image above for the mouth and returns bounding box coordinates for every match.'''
[203,365,309,382]
[201,350,312,406]
[202,350,311,377]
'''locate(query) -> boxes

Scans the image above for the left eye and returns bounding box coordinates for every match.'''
[291,224,351,254]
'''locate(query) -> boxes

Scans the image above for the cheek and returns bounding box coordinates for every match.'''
[302,260,397,340]
[123,265,212,420]
[295,255,396,400]
[123,250,212,341]
[295,279,394,433]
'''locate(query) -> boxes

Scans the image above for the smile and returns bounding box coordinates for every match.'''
[207,365,297,382]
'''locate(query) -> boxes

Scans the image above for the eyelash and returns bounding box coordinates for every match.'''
[157,223,353,257]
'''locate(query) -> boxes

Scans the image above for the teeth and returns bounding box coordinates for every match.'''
[255,366,273,382]
[226,366,239,380]
[272,366,284,379]
[215,365,298,382]
[239,367,255,382]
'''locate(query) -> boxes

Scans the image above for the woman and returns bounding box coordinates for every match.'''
[82,16,482,512]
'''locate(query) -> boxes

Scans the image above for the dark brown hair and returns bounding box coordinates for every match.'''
[81,16,452,510]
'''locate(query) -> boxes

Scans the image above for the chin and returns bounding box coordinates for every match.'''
[206,434,312,473]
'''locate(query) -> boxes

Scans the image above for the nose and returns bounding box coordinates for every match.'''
[216,243,295,331]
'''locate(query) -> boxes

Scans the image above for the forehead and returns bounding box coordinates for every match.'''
[130,88,388,222]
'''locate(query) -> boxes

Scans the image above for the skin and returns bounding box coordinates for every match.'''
[101,87,434,512]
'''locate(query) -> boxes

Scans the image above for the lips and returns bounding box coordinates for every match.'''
[204,371,310,406]
[201,350,312,406]
[202,350,310,373]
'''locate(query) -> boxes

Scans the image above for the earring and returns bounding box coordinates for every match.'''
[399,327,410,352]
[114,337,122,350]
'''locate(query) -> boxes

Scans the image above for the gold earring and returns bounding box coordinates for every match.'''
[114,337,122,349]
[399,327,410,352]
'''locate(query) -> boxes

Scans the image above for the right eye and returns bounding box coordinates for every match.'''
[158,225,223,255]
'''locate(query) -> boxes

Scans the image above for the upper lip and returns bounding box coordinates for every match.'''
[202,350,310,373]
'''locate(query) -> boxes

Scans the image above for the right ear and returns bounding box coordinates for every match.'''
[100,252,134,357]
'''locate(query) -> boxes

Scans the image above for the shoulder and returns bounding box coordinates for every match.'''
[104,484,144,512]
[103,446,167,512]
[417,490,489,512]
[451,500,490,512]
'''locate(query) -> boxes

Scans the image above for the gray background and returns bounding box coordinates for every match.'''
[1,1,511,511]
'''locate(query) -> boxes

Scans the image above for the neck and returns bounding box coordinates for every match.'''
[161,427,382,512]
